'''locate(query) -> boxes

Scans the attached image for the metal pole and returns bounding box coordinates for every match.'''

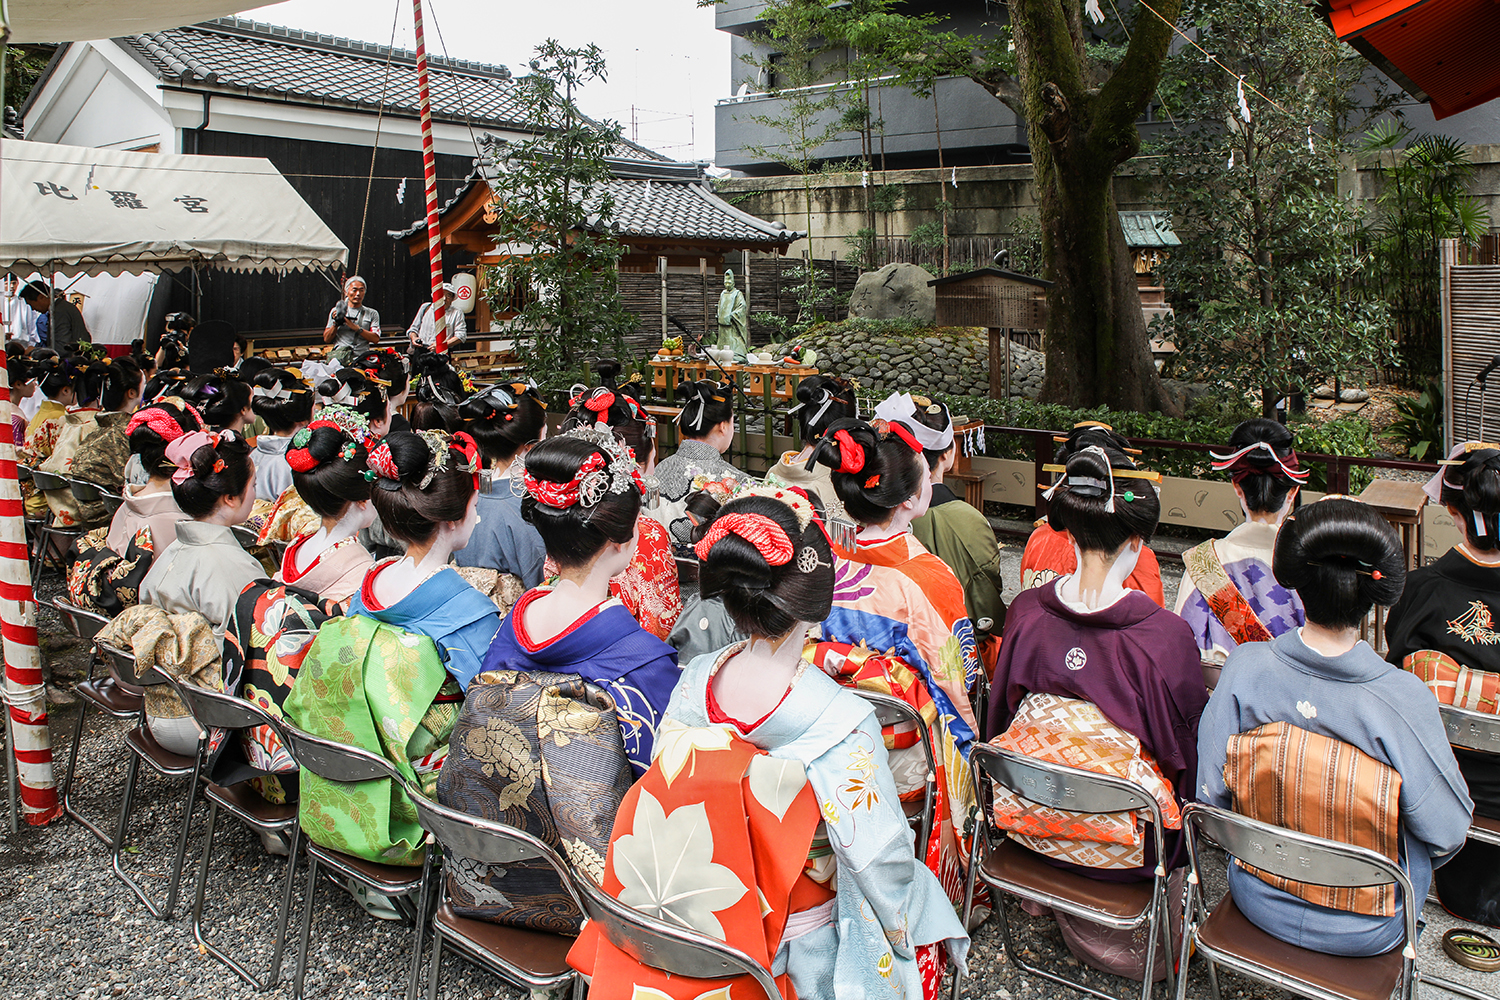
[658,256,668,345]
[413,0,448,352]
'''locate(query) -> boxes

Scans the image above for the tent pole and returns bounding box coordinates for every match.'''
[412,0,447,352]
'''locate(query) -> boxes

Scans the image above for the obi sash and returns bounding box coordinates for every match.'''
[1405,649,1500,715]
[1185,539,1273,646]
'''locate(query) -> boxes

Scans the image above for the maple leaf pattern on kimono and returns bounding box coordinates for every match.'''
[652,720,734,787]
[613,790,750,940]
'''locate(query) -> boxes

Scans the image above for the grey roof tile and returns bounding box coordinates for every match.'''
[1118,210,1182,248]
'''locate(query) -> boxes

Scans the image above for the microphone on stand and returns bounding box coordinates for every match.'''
[1478,355,1500,386]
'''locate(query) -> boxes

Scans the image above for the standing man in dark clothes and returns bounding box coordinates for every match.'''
[19,281,91,355]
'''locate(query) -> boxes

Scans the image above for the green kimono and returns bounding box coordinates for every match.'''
[284,614,463,865]
[911,483,1007,639]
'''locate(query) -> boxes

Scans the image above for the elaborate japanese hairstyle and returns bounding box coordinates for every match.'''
[562,359,654,464]
[250,366,315,433]
[317,368,388,426]
[126,396,205,477]
[143,368,189,404]
[788,374,857,442]
[409,349,473,432]
[1055,419,1133,461]
[1211,418,1307,515]
[355,346,411,400]
[694,488,835,640]
[1044,445,1161,554]
[1431,441,1500,550]
[78,356,143,412]
[459,380,547,466]
[880,392,956,471]
[35,355,84,399]
[181,370,252,429]
[366,429,481,544]
[286,420,373,518]
[1274,497,1404,629]
[519,427,644,569]
[166,428,253,518]
[808,416,926,525]
[675,379,733,438]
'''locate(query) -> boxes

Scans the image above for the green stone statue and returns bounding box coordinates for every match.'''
[715,269,749,356]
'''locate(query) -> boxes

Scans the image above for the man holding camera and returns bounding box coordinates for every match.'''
[323,275,381,365]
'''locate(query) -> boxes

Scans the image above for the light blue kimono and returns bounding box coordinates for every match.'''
[666,649,970,998]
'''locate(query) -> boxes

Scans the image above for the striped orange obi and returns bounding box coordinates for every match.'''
[989,693,1181,870]
[1404,649,1500,715]
[1225,722,1401,916]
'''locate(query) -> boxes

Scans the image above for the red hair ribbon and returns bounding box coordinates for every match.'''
[164,430,221,484]
[126,405,195,442]
[694,512,795,566]
[286,448,320,473]
[524,452,607,509]
[451,430,482,489]
[579,390,615,414]
[832,428,865,474]
[885,421,922,453]
[368,441,401,482]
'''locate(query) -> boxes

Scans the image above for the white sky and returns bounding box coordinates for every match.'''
[247,0,728,161]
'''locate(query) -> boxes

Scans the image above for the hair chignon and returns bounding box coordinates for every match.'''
[697,493,834,640]
[1273,498,1405,628]
[809,417,924,525]
[1046,446,1160,553]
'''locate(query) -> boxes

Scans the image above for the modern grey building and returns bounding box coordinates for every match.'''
[714,0,1032,175]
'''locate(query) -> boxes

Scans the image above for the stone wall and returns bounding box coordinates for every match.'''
[770,322,1044,398]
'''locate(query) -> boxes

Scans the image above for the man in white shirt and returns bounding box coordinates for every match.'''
[406,281,467,352]
[3,275,39,346]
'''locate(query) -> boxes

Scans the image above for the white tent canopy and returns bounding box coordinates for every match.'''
[2,1,267,44]
[1,141,348,277]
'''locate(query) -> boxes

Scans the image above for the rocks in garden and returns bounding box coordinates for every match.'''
[1313,384,1336,399]
[847,263,938,323]
[1339,388,1370,403]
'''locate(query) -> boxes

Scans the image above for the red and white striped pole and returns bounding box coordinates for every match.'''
[0,364,59,825]
[412,0,449,354]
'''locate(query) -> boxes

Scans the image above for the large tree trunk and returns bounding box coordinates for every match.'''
[1035,147,1169,411]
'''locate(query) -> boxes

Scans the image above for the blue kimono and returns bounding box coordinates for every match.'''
[349,560,502,691]
[453,480,547,589]
[1198,630,1472,956]
[666,648,969,998]
[481,589,679,775]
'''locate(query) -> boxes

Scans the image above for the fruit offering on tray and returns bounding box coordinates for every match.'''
[781,344,818,366]
[658,336,684,357]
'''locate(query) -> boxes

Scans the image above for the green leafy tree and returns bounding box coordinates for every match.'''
[1363,121,1491,381]
[1153,0,1395,416]
[483,42,635,381]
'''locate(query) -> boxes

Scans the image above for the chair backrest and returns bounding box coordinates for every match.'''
[30,469,70,492]
[68,477,125,516]
[99,641,170,687]
[53,598,111,640]
[229,524,261,554]
[1181,802,1419,958]
[1439,704,1500,756]
[406,786,583,886]
[571,867,782,1000]
[277,719,403,784]
[851,688,938,772]
[971,742,1161,822]
[172,681,278,734]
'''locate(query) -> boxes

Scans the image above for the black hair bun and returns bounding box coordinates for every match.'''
[1273,498,1405,626]
[698,493,834,638]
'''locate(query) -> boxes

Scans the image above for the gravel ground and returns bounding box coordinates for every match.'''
[2,565,1495,1000]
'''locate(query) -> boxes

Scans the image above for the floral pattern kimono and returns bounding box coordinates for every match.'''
[576,646,969,999]
[542,514,682,642]
[821,532,983,900]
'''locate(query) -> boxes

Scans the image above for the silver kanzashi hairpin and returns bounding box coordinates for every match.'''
[796,546,831,573]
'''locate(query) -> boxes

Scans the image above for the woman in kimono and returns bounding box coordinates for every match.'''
[561,360,681,640]
[316,368,391,441]
[480,428,679,775]
[355,346,413,434]
[1019,421,1165,605]
[248,365,314,501]
[1385,443,1500,924]
[453,381,548,590]
[570,490,969,999]
[652,378,749,502]
[20,354,83,465]
[46,358,144,527]
[809,415,983,899]
[1176,418,1306,670]
[139,429,264,753]
[274,420,376,605]
[907,395,1007,654]
[988,444,1207,879]
[764,373,858,513]
[182,370,255,434]
[1200,497,1471,955]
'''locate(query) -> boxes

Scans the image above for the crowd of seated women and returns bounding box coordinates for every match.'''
[32,333,1500,1000]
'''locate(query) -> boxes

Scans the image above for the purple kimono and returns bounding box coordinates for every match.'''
[986,580,1209,877]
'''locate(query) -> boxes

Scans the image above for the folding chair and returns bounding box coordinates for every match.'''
[173,683,302,991]
[278,721,432,1000]
[27,468,86,585]
[66,476,126,522]
[404,789,585,1000]
[108,645,204,919]
[851,688,938,855]
[55,599,143,846]
[1440,704,1500,848]
[1176,802,1419,1000]
[956,744,1175,1000]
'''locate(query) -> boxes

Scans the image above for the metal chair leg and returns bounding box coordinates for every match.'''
[951,840,983,1000]
[61,695,120,846]
[294,851,321,1000]
[190,799,303,991]
[110,751,201,920]
[426,920,443,1000]
[407,849,438,1000]
[4,710,18,835]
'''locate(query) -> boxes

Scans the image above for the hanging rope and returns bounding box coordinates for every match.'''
[353,0,403,278]
[1129,0,1292,116]
[424,0,489,166]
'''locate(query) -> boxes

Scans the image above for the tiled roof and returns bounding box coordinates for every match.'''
[118,17,528,126]
[390,134,801,247]
[1118,211,1182,249]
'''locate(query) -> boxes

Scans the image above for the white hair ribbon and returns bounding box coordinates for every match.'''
[872,391,953,451]
[254,383,294,402]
